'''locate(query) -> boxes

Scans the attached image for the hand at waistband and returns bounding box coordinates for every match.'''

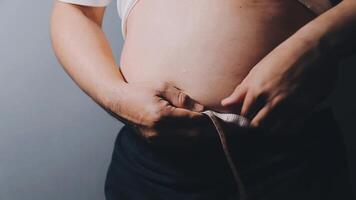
[107,80,211,146]
[220,34,338,133]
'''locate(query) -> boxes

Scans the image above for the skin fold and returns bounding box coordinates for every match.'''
[120,0,316,112]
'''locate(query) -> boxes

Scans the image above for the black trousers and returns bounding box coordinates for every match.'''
[104,107,354,200]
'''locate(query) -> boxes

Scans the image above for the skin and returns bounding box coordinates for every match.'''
[121,0,316,112]
[222,0,356,131]
[51,0,356,145]
[50,1,208,146]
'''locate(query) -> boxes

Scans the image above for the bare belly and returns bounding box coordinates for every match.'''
[120,0,316,112]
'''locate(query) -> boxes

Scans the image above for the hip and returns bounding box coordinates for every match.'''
[105,107,353,199]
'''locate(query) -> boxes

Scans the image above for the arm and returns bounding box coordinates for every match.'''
[50,1,206,143]
[221,0,356,130]
[289,0,356,60]
[50,1,127,112]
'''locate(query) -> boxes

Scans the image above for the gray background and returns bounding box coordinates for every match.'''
[0,1,355,200]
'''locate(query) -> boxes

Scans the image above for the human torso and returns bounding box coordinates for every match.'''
[119,0,317,112]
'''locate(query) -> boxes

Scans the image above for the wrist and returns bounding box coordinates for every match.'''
[282,26,336,66]
[101,81,129,112]
[289,0,356,60]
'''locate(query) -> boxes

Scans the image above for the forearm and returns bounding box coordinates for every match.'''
[291,0,356,59]
[50,2,127,109]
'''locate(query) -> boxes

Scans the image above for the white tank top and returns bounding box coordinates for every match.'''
[58,0,334,39]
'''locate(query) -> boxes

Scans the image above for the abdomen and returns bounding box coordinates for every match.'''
[120,0,316,112]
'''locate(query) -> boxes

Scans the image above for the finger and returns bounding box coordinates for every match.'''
[221,85,247,106]
[191,100,205,112]
[161,86,204,112]
[168,106,202,118]
[240,91,256,118]
[247,92,269,120]
[250,93,283,127]
[261,94,288,132]
[250,105,271,128]
[162,105,205,127]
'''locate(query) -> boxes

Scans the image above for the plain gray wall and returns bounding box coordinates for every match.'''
[0,1,124,200]
[0,1,355,200]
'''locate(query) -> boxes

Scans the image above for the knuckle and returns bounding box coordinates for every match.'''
[253,81,267,93]
[160,105,173,117]
[158,99,170,109]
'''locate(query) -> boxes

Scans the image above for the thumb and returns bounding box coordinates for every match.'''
[161,86,204,112]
